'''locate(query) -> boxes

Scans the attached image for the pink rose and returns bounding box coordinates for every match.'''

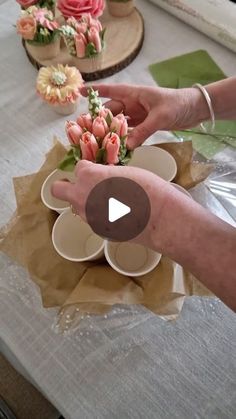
[80,132,99,161]
[16,16,36,41]
[102,133,120,165]
[110,114,128,138]
[75,33,87,58]
[57,0,105,19]
[77,113,93,131]
[92,116,109,138]
[16,0,38,8]
[99,107,113,124]
[88,27,102,53]
[65,121,83,145]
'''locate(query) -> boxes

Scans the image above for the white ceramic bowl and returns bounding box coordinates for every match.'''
[41,169,75,214]
[52,209,105,262]
[171,183,192,199]
[128,146,177,181]
[105,241,162,277]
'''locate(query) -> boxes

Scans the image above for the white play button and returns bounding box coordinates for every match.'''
[108,198,131,223]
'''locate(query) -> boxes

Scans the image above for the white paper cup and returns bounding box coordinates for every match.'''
[107,0,135,17]
[26,38,60,60]
[52,100,78,116]
[128,146,177,181]
[171,183,192,199]
[105,241,162,277]
[52,209,105,262]
[41,169,75,214]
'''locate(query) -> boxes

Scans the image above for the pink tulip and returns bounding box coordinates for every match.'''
[77,113,93,131]
[76,21,88,34]
[67,16,80,29]
[92,116,109,139]
[65,121,83,145]
[102,133,120,165]
[80,132,99,161]
[90,19,102,32]
[110,114,128,138]
[99,107,113,124]
[75,33,87,58]
[57,1,105,19]
[88,27,102,53]
[82,14,102,32]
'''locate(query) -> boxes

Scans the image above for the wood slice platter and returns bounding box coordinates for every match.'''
[23,8,144,81]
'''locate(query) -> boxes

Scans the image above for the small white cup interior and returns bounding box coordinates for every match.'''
[52,210,104,262]
[41,169,75,212]
[128,146,177,181]
[105,241,162,277]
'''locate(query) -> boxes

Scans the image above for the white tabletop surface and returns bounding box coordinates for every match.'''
[0,1,236,418]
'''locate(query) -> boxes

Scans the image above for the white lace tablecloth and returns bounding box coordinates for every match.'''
[0,1,236,418]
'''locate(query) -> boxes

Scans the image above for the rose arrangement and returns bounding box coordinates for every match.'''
[16,6,59,44]
[60,14,105,59]
[59,88,132,170]
[57,0,105,20]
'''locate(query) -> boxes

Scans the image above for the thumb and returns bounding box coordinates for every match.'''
[127,113,158,150]
[51,180,75,203]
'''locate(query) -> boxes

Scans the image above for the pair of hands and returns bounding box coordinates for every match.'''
[52,83,207,247]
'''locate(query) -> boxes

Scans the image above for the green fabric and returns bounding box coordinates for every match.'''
[149,50,236,159]
[149,50,225,88]
[174,131,227,160]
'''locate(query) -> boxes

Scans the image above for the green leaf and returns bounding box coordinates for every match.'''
[105,112,112,127]
[72,146,81,162]
[85,42,97,58]
[120,150,133,166]
[119,136,128,161]
[58,150,76,171]
[67,148,74,157]
[100,28,106,42]
[96,148,107,164]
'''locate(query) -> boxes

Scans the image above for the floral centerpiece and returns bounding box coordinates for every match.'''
[57,0,105,20]
[36,64,83,115]
[59,88,132,170]
[60,14,105,73]
[107,0,135,17]
[16,6,60,60]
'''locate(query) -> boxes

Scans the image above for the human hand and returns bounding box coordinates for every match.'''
[80,84,209,149]
[51,160,172,251]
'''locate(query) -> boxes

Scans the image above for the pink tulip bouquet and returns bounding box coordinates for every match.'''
[59,14,105,59]
[16,6,59,44]
[59,88,132,170]
[57,0,105,20]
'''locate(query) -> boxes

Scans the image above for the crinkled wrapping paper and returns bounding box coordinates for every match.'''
[0,140,214,321]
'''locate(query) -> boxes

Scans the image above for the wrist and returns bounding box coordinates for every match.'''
[180,87,211,129]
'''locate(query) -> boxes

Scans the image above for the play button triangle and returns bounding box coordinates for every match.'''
[108,198,131,223]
